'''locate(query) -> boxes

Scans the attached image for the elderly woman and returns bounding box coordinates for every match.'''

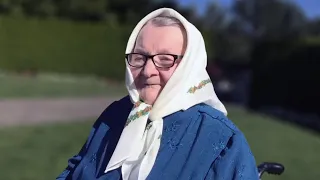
[57,8,259,180]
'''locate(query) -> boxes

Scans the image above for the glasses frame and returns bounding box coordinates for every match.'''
[125,53,184,68]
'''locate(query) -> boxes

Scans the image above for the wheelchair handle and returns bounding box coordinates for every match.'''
[258,162,285,179]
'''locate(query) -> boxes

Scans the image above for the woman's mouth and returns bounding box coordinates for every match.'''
[144,84,161,88]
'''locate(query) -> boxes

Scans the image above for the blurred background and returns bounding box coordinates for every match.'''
[0,0,319,179]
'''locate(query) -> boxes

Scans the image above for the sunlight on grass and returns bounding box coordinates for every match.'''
[227,105,320,180]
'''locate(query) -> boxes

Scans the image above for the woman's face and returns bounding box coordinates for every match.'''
[130,23,186,105]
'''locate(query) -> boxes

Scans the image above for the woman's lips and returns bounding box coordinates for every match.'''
[144,84,161,88]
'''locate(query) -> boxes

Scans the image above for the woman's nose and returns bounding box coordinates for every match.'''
[142,59,157,77]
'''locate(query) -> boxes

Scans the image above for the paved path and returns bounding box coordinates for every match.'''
[0,96,121,127]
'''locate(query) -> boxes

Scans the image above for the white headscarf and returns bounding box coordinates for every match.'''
[105,8,227,180]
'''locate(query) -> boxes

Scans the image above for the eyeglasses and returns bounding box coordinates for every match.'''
[125,53,183,68]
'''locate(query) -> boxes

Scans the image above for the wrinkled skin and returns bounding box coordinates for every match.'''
[130,23,187,105]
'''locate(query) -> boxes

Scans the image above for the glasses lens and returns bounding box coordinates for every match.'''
[154,55,175,67]
[128,54,146,67]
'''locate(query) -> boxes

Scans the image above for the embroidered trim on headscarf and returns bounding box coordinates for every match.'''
[134,101,142,108]
[125,106,152,126]
[187,79,212,93]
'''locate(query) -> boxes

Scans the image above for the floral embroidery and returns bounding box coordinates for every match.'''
[125,106,152,126]
[134,101,142,108]
[89,153,97,163]
[187,79,212,93]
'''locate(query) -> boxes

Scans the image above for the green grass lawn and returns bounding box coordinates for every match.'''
[0,105,319,180]
[0,72,126,98]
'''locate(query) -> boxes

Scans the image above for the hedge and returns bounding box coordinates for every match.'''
[0,15,134,80]
[248,37,320,131]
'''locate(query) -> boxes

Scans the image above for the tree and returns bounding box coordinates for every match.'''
[232,0,307,39]
[202,2,251,62]
[306,18,320,36]
[21,0,56,17]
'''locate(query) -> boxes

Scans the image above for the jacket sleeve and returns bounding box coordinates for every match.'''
[205,132,259,180]
[56,101,117,180]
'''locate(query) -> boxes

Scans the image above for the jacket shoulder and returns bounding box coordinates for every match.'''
[197,103,241,135]
[93,95,132,128]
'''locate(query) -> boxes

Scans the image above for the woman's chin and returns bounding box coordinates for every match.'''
[140,87,162,105]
